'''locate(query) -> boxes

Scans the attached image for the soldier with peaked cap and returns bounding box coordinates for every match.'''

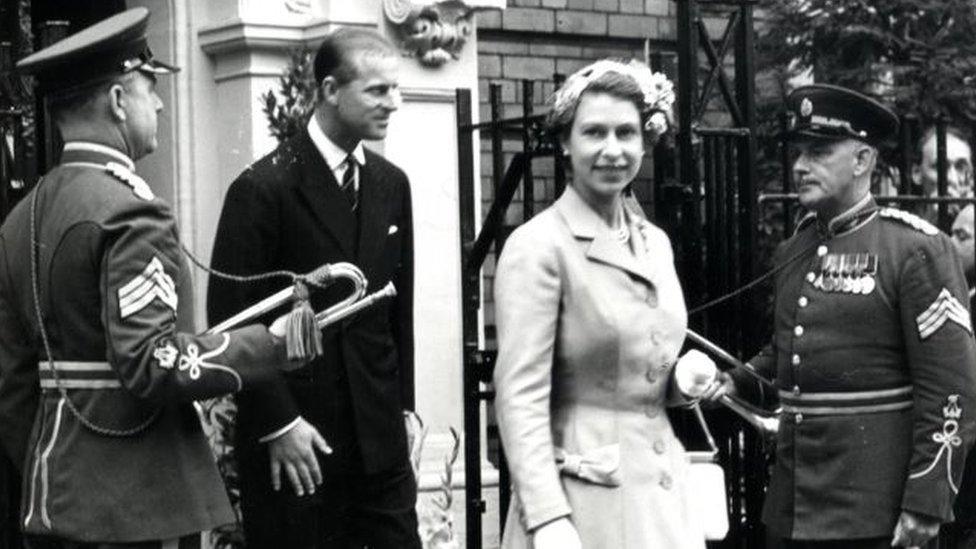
[704,84,976,548]
[0,8,305,548]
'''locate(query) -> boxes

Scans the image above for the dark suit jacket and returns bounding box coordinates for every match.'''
[208,128,414,475]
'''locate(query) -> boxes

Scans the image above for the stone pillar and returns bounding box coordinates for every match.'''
[138,0,504,545]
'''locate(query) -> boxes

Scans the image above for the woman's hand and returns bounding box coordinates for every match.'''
[532,517,582,549]
[674,349,718,399]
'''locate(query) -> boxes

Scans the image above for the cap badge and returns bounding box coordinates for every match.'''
[800,97,813,117]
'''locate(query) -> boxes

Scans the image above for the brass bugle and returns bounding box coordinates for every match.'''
[685,329,781,436]
[316,282,397,328]
[718,394,780,436]
[205,262,367,335]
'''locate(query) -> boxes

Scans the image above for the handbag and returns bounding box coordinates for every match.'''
[685,403,730,541]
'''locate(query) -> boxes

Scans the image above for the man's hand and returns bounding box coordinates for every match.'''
[532,517,581,549]
[891,510,940,547]
[268,417,332,496]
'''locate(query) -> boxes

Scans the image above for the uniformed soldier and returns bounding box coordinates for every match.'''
[0,8,302,548]
[705,84,976,548]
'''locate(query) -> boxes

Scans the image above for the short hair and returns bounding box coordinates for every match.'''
[312,27,396,87]
[547,70,647,139]
[915,125,972,162]
[48,73,133,123]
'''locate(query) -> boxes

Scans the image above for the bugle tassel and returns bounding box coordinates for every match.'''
[285,277,324,362]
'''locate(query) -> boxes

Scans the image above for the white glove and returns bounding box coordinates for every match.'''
[674,349,718,399]
[269,312,289,340]
[533,517,582,549]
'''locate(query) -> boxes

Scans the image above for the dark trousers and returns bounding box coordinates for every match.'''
[24,533,200,549]
[238,382,420,549]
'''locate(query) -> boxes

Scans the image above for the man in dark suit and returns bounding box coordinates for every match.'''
[207,27,419,549]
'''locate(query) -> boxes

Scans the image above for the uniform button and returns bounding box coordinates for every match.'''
[644,406,661,419]
[794,325,804,337]
[805,272,816,283]
[794,413,804,424]
[791,354,801,366]
[645,370,658,383]
[659,472,673,490]
[817,245,828,257]
[653,440,666,454]
[792,385,800,396]
[798,296,808,308]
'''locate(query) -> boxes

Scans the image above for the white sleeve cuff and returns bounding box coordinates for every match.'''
[258,416,302,443]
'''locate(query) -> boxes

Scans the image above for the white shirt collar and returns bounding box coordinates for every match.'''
[307,115,366,171]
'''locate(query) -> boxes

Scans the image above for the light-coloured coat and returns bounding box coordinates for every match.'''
[493,186,705,549]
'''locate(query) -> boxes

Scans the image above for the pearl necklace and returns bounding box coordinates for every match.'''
[613,224,630,243]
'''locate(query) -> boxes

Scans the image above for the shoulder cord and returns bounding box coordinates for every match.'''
[177,242,326,289]
[29,183,324,438]
[686,238,822,316]
[687,206,880,317]
[30,182,159,436]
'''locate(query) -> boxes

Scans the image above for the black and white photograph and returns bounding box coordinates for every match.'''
[2,1,976,548]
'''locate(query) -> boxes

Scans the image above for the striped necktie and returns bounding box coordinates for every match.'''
[340,154,358,211]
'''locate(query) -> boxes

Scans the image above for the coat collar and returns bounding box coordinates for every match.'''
[554,186,656,286]
[354,149,394,269]
[60,141,134,170]
[294,129,358,257]
[293,129,394,270]
[801,194,879,238]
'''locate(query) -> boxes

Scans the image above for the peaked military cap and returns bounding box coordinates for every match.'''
[785,84,899,148]
[15,7,178,94]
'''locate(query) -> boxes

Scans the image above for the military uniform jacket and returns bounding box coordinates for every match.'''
[0,142,290,542]
[733,195,976,540]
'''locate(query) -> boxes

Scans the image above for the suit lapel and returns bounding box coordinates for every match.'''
[293,130,357,257]
[355,153,394,273]
[555,187,656,286]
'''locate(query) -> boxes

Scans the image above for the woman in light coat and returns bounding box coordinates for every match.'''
[493,59,712,549]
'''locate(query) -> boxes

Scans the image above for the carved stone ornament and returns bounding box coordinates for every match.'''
[383,0,503,67]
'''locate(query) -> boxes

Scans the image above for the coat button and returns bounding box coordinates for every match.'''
[817,245,828,257]
[653,440,666,454]
[798,296,808,307]
[659,472,673,490]
[794,413,804,424]
[794,325,804,337]
[791,354,801,366]
[805,272,816,283]
[645,406,661,419]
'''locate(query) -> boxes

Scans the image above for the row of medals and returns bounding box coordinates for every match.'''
[811,253,878,295]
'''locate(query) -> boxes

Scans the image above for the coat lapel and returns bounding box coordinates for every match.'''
[293,130,357,257]
[555,187,656,287]
[355,152,394,273]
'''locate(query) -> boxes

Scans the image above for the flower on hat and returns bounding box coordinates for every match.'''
[551,59,676,138]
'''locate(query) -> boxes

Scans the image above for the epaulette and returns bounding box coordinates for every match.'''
[105,161,154,201]
[794,212,817,235]
[878,208,939,236]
